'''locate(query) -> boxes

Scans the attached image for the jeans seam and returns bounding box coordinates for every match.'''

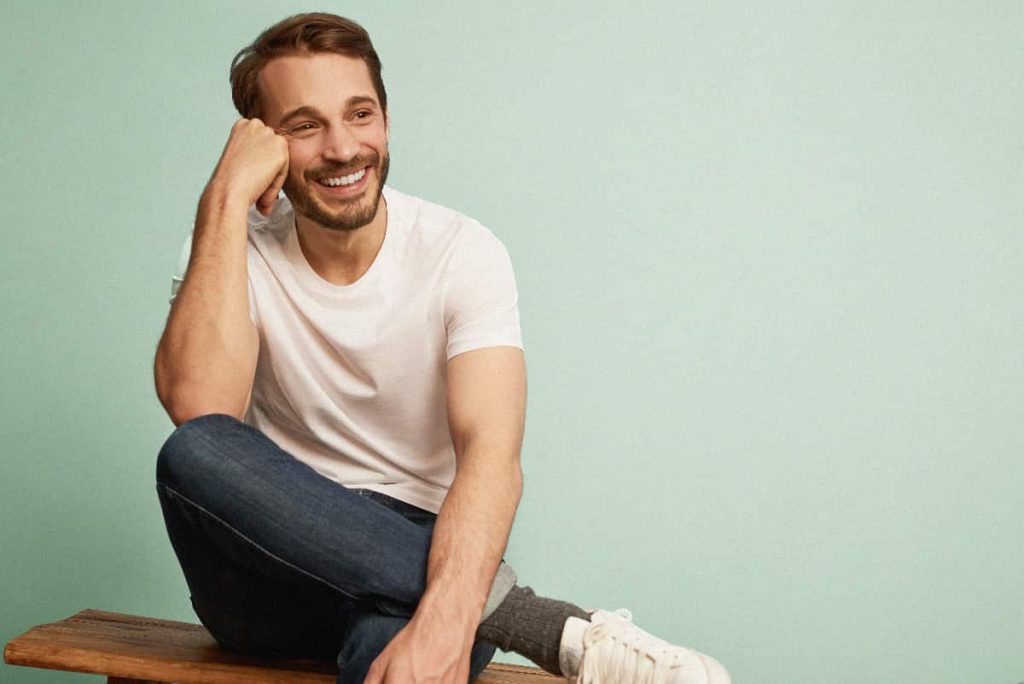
[157,482,367,603]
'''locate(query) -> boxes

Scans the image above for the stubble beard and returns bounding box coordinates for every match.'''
[283,151,390,232]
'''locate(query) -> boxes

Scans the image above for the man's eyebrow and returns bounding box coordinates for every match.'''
[278,97,380,126]
[278,105,321,126]
[346,96,379,109]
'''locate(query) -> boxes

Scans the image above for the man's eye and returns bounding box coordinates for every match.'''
[290,123,317,133]
[353,110,373,120]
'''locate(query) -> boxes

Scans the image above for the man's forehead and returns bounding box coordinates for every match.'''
[258,53,379,118]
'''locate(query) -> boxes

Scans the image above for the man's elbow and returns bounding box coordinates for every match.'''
[498,458,524,504]
[454,440,524,499]
[511,460,524,496]
[154,350,252,426]
[155,372,250,427]
[166,404,248,428]
[158,391,249,427]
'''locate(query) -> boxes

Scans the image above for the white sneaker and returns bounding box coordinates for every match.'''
[559,609,732,684]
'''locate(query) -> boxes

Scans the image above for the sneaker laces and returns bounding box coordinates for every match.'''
[576,609,706,684]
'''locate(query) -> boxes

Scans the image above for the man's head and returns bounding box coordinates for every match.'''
[230,13,386,121]
[230,13,389,232]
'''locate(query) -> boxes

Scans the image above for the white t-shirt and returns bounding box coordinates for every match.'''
[170,186,523,512]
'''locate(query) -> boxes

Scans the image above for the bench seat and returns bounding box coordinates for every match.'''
[4,610,559,683]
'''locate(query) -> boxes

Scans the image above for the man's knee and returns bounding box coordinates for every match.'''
[156,413,247,490]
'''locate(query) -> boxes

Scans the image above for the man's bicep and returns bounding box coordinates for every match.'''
[446,346,527,461]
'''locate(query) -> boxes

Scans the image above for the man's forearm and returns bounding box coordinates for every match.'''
[154,186,258,425]
[416,446,523,632]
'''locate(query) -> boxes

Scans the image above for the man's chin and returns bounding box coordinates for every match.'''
[289,189,381,232]
[284,159,388,231]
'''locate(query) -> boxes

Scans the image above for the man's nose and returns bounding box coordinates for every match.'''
[321,123,361,162]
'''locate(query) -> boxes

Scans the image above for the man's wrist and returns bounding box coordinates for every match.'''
[201,178,253,219]
[414,587,485,637]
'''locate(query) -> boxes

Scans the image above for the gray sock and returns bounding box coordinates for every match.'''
[475,585,591,676]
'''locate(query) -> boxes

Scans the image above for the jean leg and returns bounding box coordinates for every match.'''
[157,482,353,658]
[336,608,498,684]
[156,414,434,615]
[157,414,511,675]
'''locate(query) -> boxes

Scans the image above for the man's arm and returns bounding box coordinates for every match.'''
[366,345,526,683]
[154,118,288,426]
[426,344,526,623]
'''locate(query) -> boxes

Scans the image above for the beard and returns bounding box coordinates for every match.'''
[283,150,390,232]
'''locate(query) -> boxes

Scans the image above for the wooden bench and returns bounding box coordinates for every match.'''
[4,610,559,683]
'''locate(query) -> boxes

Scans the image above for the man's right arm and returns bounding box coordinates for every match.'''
[154,118,289,426]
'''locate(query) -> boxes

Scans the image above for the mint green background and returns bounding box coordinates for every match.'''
[2,2,1022,683]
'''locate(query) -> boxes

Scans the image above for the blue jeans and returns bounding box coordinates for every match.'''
[155,414,502,683]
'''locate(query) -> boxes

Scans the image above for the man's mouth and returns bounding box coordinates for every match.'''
[317,167,368,187]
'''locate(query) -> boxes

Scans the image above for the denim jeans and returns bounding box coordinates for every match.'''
[155,413,502,683]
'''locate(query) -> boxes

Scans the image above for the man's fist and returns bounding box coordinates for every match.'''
[208,118,290,217]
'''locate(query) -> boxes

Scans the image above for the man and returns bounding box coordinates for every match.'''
[154,12,731,684]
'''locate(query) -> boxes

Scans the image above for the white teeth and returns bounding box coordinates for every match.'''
[321,168,367,187]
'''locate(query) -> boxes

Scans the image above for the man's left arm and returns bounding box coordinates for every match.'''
[365,345,526,683]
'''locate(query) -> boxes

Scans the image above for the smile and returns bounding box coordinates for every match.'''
[318,168,367,187]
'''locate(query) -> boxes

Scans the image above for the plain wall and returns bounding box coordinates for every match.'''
[2,2,1021,682]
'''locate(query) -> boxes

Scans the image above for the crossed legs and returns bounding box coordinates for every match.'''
[156,414,505,682]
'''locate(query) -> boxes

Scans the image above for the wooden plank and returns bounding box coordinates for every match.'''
[4,610,560,683]
[479,662,562,683]
[4,610,335,683]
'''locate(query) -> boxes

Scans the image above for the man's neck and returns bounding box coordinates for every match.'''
[293,198,388,286]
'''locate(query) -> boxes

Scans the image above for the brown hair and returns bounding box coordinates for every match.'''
[229,13,387,120]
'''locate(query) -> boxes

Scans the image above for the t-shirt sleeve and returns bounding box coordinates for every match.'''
[169,232,192,304]
[442,223,524,360]
[168,232,259,326]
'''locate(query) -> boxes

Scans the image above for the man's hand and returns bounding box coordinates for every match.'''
[364,608,476,684]
[207,118,290,217]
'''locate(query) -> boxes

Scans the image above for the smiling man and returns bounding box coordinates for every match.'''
[153,12,730,684]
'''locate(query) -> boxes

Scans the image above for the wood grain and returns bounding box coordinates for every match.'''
[3,610,560,683]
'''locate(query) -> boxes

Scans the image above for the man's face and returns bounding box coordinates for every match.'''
[259,53,389,232]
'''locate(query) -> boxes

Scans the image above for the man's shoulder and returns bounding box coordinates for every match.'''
[386,186,502,250]
[386,186,489,234]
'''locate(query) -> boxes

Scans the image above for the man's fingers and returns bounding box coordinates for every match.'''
[363,655,386,684]
[255,186,279,216]
[382,663,409,684]
[256,142,289,216]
